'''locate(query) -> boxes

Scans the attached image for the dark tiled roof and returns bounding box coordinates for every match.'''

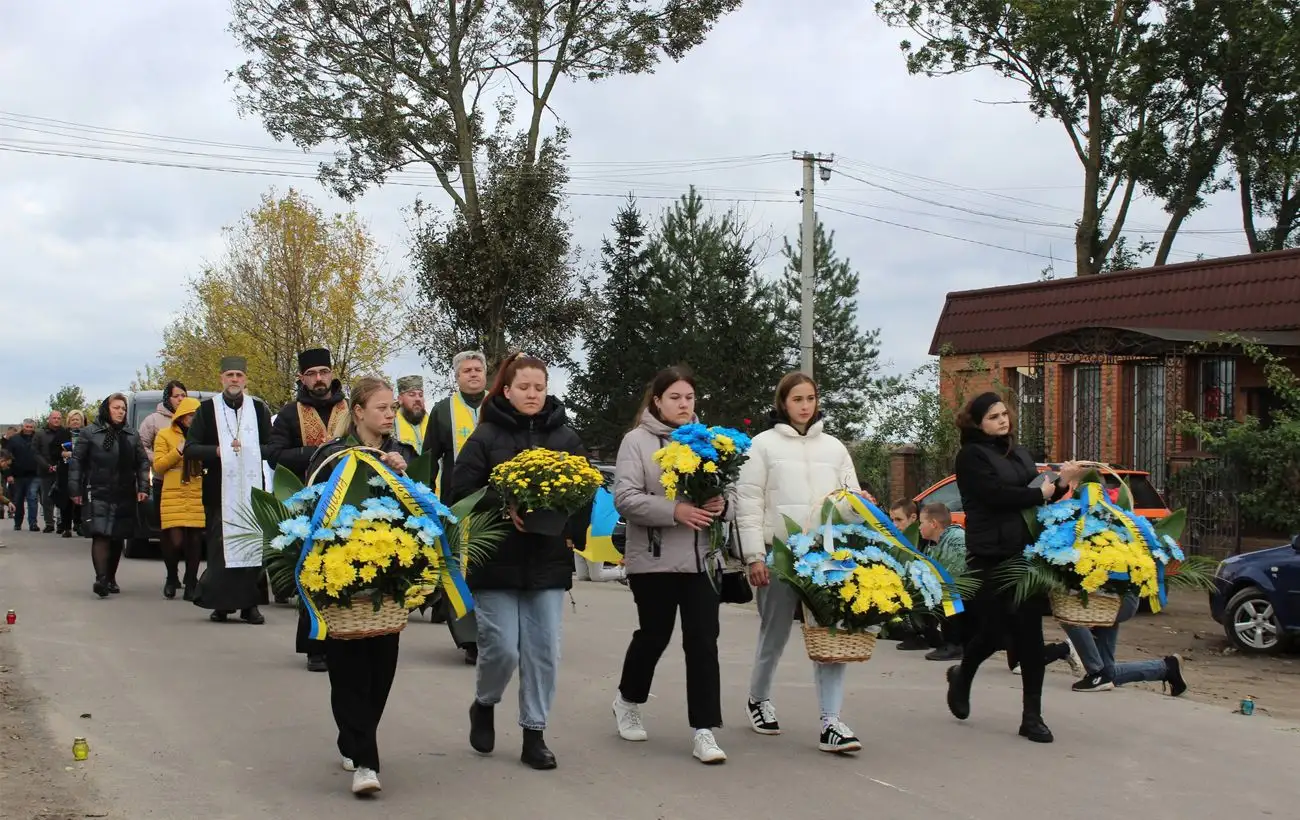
[930,248,1300,355]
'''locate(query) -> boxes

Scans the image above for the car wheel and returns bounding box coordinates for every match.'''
[1223,587,1284,654]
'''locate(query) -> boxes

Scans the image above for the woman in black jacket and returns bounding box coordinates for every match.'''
[944,392,1082,743]
[305,376,417,797]
[69,394,150,598]
[451,352,586,772]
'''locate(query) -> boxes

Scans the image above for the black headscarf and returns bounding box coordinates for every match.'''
[98,396,135,471]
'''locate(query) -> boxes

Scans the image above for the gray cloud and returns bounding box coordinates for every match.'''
[0,0,1250,422]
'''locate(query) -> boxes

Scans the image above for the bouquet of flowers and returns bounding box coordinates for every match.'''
[999,466,1215,627]
[242,447,506,639]
[652,423,752,562]
[488,448,605,536]
[768,492,969,663]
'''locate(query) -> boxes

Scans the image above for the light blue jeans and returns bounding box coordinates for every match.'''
[474,589,566,730]
[749,580,846,721]
[1062,595,1168,685]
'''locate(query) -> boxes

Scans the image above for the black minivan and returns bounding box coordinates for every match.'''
[123,389,221,558]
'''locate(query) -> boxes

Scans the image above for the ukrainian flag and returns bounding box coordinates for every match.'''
[577,486,623,566]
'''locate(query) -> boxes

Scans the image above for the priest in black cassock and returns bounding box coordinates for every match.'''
[187,355,274,624]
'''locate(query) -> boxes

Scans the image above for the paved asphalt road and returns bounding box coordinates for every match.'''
[1,528,1295,819]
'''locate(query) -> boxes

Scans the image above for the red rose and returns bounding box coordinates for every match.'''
[743,418,752,426]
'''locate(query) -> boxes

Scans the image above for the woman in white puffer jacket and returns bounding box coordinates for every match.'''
[736,372,863,754]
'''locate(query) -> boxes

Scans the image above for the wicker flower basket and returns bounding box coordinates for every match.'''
[801,623,877,663]
[1050,589,1121,628]
[320,596,411,640]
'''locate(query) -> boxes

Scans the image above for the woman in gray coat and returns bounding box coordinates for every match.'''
[611,365,734,765]
[69,394,150,597]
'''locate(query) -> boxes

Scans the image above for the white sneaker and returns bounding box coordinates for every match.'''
[692,729,727,764]
[341,756,356,772]
[819,719,863,754]
[351,767,381,795]
[612,695,648,741]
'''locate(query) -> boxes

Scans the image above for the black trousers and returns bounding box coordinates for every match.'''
[297,608,326,656]
[326,634,400,771]
[619,572,721,730]
[960,554,1047,715]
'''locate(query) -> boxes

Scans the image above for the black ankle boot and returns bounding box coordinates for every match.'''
[182,582,197,602]
[469,701,495,754]
[93,576,109,598]
[1019,713,1054,743]
[163,577,179,599]
[106,580,121,594]
[521,728,557,770]
[946,665,971,720]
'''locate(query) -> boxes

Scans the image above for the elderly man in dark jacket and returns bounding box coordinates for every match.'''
[5,420,41,532]
[266,347,349,673]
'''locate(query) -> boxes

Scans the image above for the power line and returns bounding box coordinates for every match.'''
[819,203,1059,261]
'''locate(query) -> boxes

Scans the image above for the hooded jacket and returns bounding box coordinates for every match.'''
[734,415,859,565]
[153,397,205,530]
[953,428,1065,559]
[614,409,737,576]
[449,394,586,591]
[138,402,175,465]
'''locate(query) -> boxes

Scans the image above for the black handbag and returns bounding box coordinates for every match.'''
[715,521,753,604]
[718,570,753,604]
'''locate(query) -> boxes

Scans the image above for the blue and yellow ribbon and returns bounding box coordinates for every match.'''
[296,449,475,641]
[835,490,965,616]
[1076,482,1166,612]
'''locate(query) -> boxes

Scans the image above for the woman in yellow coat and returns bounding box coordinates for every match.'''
[153,396,205,601]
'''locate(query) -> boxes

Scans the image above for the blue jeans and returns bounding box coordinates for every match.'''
[1063,595,1168,685]
[749,580,846,721]
[474,589,565,731]
[12,477,39,528]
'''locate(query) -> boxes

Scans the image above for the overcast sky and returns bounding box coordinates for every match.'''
[0,0,1250,423]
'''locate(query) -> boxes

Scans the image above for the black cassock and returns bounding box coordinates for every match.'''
[186,394,273,612]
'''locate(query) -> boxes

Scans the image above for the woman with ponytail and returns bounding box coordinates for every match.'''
[450,353,586,771]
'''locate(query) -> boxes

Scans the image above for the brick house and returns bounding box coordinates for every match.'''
[929,248,1300,491]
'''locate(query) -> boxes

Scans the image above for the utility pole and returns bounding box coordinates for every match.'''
[793,151,834,377]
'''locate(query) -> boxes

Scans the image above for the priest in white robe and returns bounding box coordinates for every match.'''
[186,356,274,624]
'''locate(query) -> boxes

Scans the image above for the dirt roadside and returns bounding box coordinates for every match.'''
[0,625,103,820]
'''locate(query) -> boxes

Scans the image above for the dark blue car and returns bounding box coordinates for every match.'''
[1209,535,1300,654]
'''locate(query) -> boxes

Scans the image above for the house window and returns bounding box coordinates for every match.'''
[1070,365,1102,461]
[1129,362,1167,489]
[1009,367,1044,459]
[1198,357,1236,421]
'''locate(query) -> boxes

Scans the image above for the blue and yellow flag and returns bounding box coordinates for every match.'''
[836,489,965,617]
[577,486,623,566]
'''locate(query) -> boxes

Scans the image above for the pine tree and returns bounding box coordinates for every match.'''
[777,218,883,439]
[567,198,657,456]
[643,188,786,427]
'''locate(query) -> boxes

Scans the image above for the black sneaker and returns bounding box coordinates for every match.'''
[1164,655,1187,697]
[306,654,328,673]
[43,525,55,534]
[896,637,931,651]
[1018,713,1054,743]
[1071,673,1115,693]
[747,698,781,735]
[818,720,862,754]
[925,644,963,662]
